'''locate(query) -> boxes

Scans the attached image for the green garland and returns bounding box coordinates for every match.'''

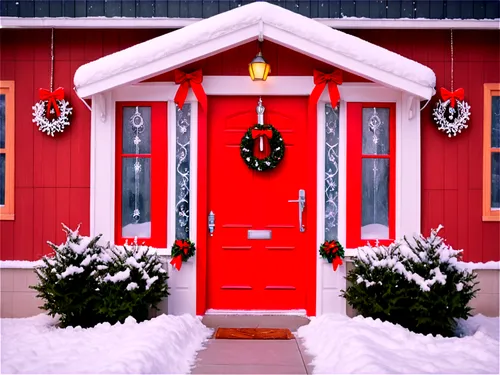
[240,124,285,172]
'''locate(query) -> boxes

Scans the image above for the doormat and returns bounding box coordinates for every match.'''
[214,328,294,340]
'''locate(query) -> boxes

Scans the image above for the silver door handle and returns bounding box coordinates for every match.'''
[288,189,305,232]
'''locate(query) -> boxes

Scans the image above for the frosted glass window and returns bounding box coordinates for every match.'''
[362,107,390,155]
[362,158,389,239]
[492,96,500,149]
[0,94,5,149]
[122,158,151,238]
[122,106,151,154]
[325,104,339,241]
[175,104,191,240]
[492,153,500,209]
[0,154,4,205]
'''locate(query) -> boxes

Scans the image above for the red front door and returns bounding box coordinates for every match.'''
[206,96,316,312]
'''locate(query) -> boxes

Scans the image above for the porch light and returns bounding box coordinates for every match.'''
[249,51,271,81]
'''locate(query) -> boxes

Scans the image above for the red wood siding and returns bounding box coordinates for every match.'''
[0,28,498,262]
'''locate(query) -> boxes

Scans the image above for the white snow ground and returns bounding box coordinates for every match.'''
[0,313,212,374]
[297,313,500,374]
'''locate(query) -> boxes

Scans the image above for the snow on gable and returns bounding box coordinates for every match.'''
[74,1,436,100]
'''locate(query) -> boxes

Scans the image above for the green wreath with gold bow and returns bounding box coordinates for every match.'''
[240,124,285,172]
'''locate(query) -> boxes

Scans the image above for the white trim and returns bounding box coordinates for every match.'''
[167,101,177,255]
[111,79,400,101]
[1,17,498,30]
[91,91,115,244]
[205,309,308,316]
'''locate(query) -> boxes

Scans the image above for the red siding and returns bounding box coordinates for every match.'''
[0,28,498,262]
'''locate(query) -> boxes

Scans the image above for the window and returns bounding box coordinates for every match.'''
[0,81,14,220]
[346,103,396,247]
[115,102,168,247]
[483,84,500,221]
[324,103,340,241]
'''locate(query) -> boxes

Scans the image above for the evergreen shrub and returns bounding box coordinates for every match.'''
[342,226,478,337]
[31,225,169,328]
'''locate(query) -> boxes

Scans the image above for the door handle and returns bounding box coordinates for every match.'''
[288,189,305,232]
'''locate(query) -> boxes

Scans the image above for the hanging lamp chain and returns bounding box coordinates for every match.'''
[450,28,454,92]
[50,28,54,92]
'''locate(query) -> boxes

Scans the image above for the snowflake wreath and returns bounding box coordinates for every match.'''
[320,240,345,271]
[169,239,196,271]
[240,124,285,172]
[32,88,73,137]
[432,95,471,138]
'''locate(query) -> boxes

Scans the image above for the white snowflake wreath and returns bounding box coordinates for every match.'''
[432,99,471,137]
[32,99,73,137]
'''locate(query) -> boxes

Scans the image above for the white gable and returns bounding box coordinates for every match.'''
[74,1,436,99]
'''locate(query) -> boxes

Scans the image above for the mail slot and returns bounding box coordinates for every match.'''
[247,230,272,240]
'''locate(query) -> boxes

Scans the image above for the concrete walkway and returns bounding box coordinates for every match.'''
[192,315,314,374]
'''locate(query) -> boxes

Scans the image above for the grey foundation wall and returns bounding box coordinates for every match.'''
[1,266,498,319]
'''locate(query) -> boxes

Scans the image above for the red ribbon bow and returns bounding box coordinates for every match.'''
[309,70,343,109]
[174,69,208,110]
[251,129,272,139]
[175,240,190,255]
[170,254,183,271]
[39,87,65,117]
[332,256,343,272]
[325,242,338,255]
[440,87,464,108]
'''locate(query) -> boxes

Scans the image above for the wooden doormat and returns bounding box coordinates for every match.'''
[214,328,295,340]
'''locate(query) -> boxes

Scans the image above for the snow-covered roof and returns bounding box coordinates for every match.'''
[74,1,436,99]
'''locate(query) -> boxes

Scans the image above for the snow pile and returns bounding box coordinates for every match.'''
[298,314,500,374]
[1,313,212,374]
[74,2,435,95]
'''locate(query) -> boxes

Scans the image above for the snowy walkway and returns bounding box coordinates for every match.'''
[193,315,312,374]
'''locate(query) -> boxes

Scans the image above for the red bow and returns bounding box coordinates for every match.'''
[175,240,190,255]
[251,129,272,139]
[309,70,343,109]
[170,254,183,271]
[325,242,339,255]
[39,87,65,117]
[332,256,343,272]
[174,69,207,110]
[440,87,464,108]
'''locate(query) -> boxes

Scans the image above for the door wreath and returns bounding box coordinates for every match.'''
[240,124,285,172]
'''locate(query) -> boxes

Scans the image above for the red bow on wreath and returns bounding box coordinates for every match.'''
[440,87,464,108]
[251,129,272,159]
[170,255,183,271]
[309,69,343,109]
[332,256,343,272]
[175,239,190,255]
[174,69,208,110]
[325,242,339,255]
[39,87,65,117]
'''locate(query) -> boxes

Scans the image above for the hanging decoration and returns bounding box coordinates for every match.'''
[432,29,471,137]
[319,240,345,272]
[174,69,207,110]
[130,107,145,223]
[32,28,72,137]
[240,98,285,172]
[169,239,196,271]
[309,69,343,109]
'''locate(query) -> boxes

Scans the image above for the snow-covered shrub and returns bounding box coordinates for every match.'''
[95,239,169,325]
[31,224,104,328]
[32,225,169,328]
[342,226,478,337]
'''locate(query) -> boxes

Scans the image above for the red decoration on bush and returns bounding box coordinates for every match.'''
[169,239,196,271]
[319,240,345,271]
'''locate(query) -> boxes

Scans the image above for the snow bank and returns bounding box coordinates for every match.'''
[297,314,499,374]
[1,313,212,374]
[74,2,435,95]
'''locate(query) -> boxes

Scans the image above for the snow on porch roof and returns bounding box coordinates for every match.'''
[74,1,436,100]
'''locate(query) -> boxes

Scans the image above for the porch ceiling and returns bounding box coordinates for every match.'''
[74,1,436,100]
